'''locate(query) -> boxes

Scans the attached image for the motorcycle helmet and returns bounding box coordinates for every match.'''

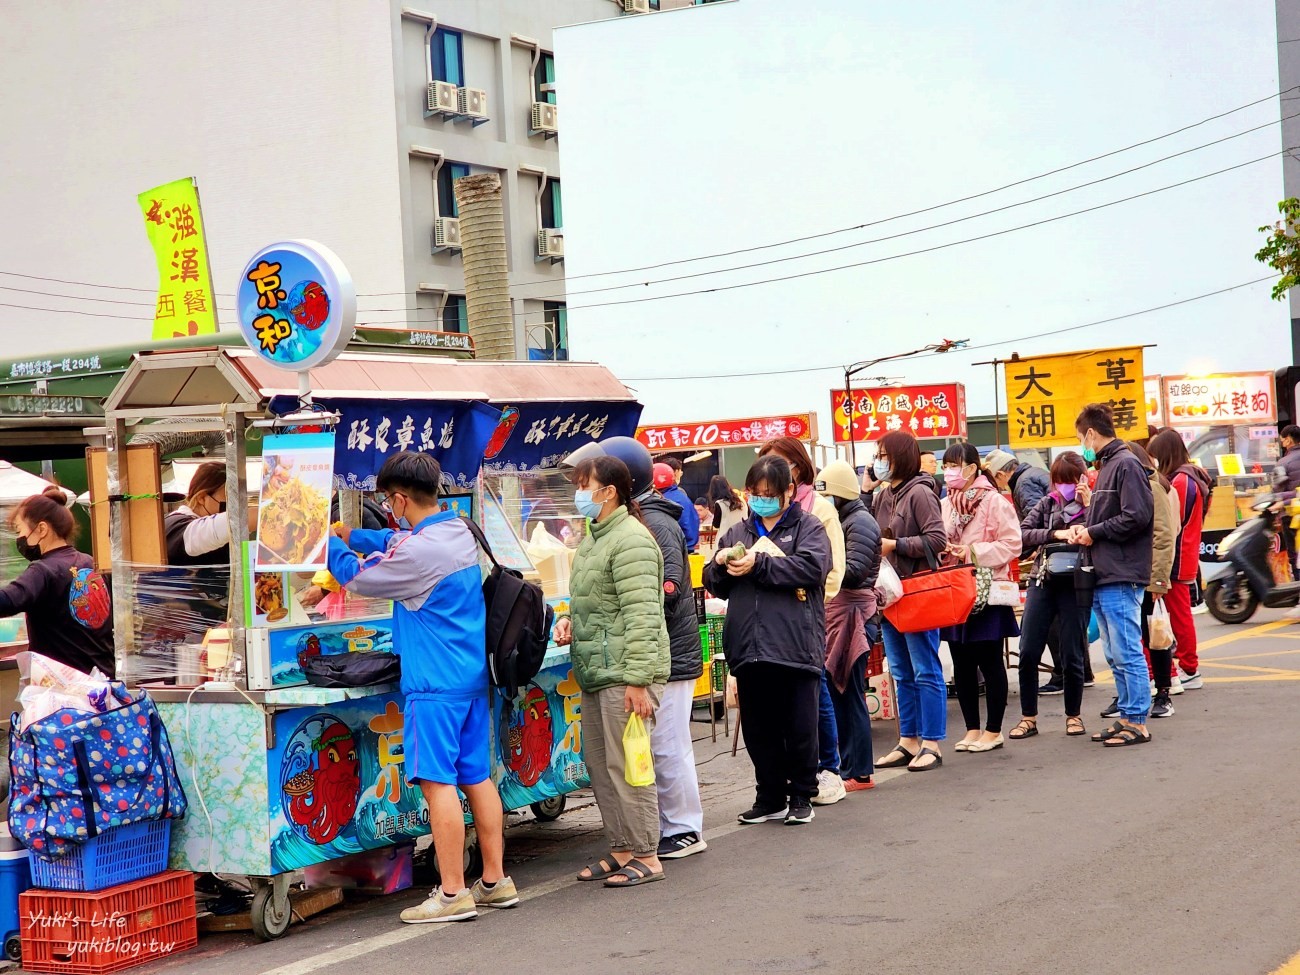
[557,440,607,481]
[598,436,655,497]
[653,463,676,491]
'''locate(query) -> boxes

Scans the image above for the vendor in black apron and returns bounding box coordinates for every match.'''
[165,462,237,566]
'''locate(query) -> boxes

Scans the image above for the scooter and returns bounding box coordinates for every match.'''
[1204,476,1300,624]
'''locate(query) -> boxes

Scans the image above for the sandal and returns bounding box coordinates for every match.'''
[1103,727,1151,747]
[877,745,917,768]
[577,856,621,882]
[1091,721,1125,743]
[1066,717,1086,737]
[1009,719,1038,740]
[907,747,943,772]
[604,859,666,888]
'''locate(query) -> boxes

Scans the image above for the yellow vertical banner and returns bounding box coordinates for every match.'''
[1004,346,1145,448]
[138,177,219,340]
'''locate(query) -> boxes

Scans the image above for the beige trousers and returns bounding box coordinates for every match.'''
[581,684,664,858]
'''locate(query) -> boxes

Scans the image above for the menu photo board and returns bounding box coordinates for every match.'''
[1161,373,1277,427]
[256,433,335,572]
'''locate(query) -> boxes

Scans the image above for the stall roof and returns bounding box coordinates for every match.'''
[104,347,637,413]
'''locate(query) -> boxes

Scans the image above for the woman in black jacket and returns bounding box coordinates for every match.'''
[704,455,832,827]
[815,460,881,792]
[1010,452,1091,739]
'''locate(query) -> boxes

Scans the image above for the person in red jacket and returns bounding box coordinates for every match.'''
[1147,430,1212,689]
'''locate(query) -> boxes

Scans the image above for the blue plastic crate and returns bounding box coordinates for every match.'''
[28,819,171,893]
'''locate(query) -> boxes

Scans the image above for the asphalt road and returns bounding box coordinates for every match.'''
[65,610,1300,975]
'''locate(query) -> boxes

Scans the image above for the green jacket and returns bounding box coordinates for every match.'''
[569,507,671,693]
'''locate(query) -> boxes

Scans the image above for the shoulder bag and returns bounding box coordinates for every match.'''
[883,548,976,633]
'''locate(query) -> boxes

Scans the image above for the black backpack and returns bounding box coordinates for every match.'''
[462,518,553,701]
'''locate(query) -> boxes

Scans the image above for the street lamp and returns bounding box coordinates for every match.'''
[843,338,970,467]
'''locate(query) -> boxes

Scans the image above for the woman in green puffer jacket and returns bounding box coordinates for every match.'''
[553,454,671,889]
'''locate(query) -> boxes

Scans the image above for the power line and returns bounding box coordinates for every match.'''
[504,149,1288,317]
[513,112,1298,303]
[620,276,1275,382]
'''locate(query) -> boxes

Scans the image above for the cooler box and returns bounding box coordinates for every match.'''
[0,831,31,962]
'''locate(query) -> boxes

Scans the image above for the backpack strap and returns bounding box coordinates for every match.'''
[460,515,503,571]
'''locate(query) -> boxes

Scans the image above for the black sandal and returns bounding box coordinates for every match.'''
[604,859,666,888]
[877,745,917,769]
[1091,721,1125,743]
[907,747,943,772]
[1103,727,1151,747]
[577,856,621,881]
[1009,719,1038,740]
[1066,717,1086,737]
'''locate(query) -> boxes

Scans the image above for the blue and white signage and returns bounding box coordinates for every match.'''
[237,240,357,371]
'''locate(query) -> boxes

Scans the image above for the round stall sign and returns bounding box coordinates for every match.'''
[236,240,356,372]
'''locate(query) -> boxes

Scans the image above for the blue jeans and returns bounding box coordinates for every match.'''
[818,670,840,772]
[881,618,946,742]
[1093,582,1151,723]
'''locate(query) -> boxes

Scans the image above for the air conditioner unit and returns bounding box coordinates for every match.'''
[433,217,462,252]
[623,0,651,12]
[538,228,564,261]
[426,80,458,115]
[458,87,489,122]
[530,101,559,136]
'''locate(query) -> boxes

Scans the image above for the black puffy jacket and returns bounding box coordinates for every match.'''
[703,505,832,675]
[638,492,703,682]
[836,496,882,591]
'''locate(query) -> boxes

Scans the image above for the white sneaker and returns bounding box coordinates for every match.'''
[1192,603,1208,616]
[400,887,477,924]
[1168,674,1185,696]
[1178,669,1204,690]
[810,769,846,806]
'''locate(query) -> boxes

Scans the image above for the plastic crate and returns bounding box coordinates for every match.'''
[19,870,196,975]
[29,821,171,894]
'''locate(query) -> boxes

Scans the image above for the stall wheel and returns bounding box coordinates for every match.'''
[250,885,292,941]
[5,934,21,962]
[530,795,567,822]
[431,829,482,880]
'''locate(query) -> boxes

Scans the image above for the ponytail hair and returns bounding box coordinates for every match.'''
[13,485,76,541]
[572,455,642,522]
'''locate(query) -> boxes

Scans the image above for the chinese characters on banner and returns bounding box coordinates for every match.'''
[1160,373,1277,426]
[829,385,967,444]
[1003,347,1144,449]
[138,178,219,341]
[635,414,814,451]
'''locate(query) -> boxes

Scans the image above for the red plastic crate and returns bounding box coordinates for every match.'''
[19,871,197,974]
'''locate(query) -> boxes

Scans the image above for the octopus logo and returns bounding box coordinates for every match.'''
[280,714,362,845]
[500,686,553,788]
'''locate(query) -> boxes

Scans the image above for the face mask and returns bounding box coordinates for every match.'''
[15,535,40,562]
[574,489,606,520]
[943,468,968,491]
[873,460,892,482]
[397,517,412,531]
[1081,446,1096,464]
[749,496,782,519]
[1057,482,1078,501]
[217,501,227,514]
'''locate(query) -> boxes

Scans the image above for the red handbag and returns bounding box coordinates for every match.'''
[883,550,977,634]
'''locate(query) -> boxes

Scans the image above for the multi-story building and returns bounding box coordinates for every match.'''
[0,1,670,362]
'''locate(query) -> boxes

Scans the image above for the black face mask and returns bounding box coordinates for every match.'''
[15,535,41,562]
[217,501,227,514]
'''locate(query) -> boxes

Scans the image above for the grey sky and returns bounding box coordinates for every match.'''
[555,0,1288,439]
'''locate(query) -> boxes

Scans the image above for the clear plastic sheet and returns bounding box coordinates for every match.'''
[119,562,231,687]
[0,521,30,646]
[17,652,112,730]
[479,472,587,599]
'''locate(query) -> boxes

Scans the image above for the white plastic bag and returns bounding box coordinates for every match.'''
[1148,600,1174,650]
[875,558,904,608]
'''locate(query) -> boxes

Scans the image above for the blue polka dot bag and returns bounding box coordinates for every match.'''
[7,683,188,859]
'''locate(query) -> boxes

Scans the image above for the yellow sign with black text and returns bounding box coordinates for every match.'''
[138,177,219,341]
[1004,346,1144,448]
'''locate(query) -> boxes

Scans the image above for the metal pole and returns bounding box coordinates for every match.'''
[226,411,249,686]
[993,361,1002,448]
[845,367,856,469]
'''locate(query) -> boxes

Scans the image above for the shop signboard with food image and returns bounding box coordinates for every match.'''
[255,432,334,572]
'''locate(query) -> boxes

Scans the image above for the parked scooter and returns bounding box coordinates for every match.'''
[1204,469,1300,624]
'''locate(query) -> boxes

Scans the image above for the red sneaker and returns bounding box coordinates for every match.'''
[844,777,875,793]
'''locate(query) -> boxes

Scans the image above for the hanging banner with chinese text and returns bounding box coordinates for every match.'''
[1004,347,1144,448]
[830,385,966,444]
[138,178,219,341]
[484,401,643,474]
[1161,372,1277,427]
[636,413,814,452]
[256,433,335,572]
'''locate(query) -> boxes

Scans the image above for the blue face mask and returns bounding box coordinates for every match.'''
[749,495,782,519]
[575,489,605,520]
[873,459,893,482]
[1080,441,1097,464]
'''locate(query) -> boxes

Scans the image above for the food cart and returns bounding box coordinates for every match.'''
[89,243,642,940]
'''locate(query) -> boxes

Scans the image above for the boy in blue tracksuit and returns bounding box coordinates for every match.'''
[328,452,518,924]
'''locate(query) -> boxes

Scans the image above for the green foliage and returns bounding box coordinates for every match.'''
[1256,198,1300,301]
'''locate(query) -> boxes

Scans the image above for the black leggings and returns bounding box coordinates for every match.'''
[951,640,1008,733]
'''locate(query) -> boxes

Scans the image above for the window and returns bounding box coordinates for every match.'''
[540,178,562,230]
[528,302,569,361]
[442,295,468,334]
[534,52,556,105]
[437,163,470,218]
[431,28,464,86]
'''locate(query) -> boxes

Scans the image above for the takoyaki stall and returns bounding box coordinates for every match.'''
[91,342,640,939]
